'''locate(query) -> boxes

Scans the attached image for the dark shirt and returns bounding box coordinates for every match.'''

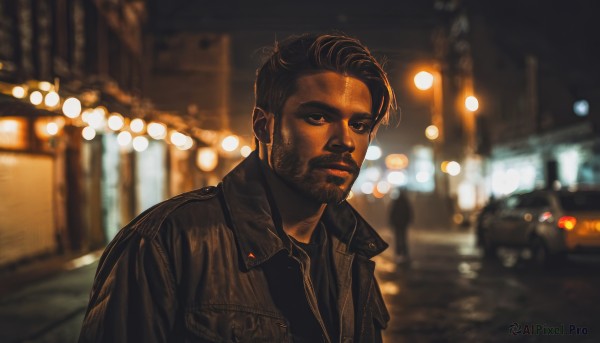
[291,223,340,342]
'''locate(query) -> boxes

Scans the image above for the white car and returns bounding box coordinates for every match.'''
[477,189,600,264]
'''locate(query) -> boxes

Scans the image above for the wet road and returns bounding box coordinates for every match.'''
[376,228,600,343]
[1,228,600,342]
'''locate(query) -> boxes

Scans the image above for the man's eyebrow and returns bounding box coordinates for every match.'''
[297,101,373,119]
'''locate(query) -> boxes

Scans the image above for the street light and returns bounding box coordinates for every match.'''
[465,95,479,112]
[414,68,444,142]
[414,71,434,91]
[414,67,446,197]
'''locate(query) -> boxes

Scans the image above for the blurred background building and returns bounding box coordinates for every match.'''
[0,0,599,268]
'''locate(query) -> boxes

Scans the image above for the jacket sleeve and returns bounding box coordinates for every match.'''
[78,226,180,343]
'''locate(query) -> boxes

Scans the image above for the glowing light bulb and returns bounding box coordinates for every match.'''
[117,131,132,146]
[30,91,43,105]
[221,135,240,152]
[107,113,124,131]
[446,161,461,176]
[170,131,187,146]
[62,98,82,118]
[12,86,26,99]
[44,91,60,107]
[196,147,218,172]
[465,96,479,112]
[82,126,96,140]
[87,107,106,129]
[46,122,59,136]
[414,71,434,90]
[130,118,145,133]
[147,122,167,139]
[38,81,52,92]
[132,136,149,152]
[240,145,252,157]
[425,125,439,140]
[365,146,382,160]
[177,136,194,150]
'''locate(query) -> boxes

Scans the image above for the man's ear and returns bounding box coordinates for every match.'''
[252,107,274,144]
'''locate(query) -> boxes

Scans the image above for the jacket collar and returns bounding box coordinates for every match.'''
[220,152,388,270]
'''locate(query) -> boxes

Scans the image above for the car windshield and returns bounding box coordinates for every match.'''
[558,191,600,211]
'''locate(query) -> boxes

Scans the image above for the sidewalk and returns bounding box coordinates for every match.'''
[0,251,101,343]
[0,251,102,297]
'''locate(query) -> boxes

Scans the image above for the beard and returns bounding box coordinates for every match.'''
[270,126,360,204]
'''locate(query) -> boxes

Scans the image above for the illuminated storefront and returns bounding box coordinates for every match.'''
[487,122,600,199]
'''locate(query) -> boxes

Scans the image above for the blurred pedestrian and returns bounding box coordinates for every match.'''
[79,33,396,343]
[389,188,413,264]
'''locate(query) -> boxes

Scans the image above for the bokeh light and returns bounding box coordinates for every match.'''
[62,98,82,118]
[222,135,240,152]
[196,147,219,172]
[82,126,96,140]
[465,96,479,112]
[425,125,439,140]
[365,145,382,161]
[132,136,149,152]
[414,71,434,90]
[44,91,60,107]
[107,113,125,131]
[30,91,43,105]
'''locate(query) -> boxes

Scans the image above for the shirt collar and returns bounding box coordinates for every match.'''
[220,151,388,270]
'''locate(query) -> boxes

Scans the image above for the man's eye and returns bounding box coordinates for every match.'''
[305,114,327,124]
[351,121,371,133]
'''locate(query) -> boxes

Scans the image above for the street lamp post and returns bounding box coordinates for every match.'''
[414,66,446,198]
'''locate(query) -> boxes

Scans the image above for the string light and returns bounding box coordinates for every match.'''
[82,126,96,140]
[46,122,59,136]
[170,131,187,146]
[130,118,146,133]
[44,91,60,107]
[12,86,26,99]
[147,122,167,140]
[107,113,125,131]
[196,147,218,172]
[221,135,239,152]
[62,98,82,118]
[5,82,237,156]
[177,136,194,150]
[87,107,106,129]
[30,91,43,105]
[132,136,149,152]
[81,109,93,123]
[240,145,252,157]
[38,81,52,92]
[117,131,132,146]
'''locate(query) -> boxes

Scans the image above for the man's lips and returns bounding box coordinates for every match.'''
[314,163,357,174]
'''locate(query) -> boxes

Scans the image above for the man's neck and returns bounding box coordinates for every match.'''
[259,159,326,243]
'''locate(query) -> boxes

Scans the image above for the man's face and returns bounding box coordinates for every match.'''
[269,71,374,204]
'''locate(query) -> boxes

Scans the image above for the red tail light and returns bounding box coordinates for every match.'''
[558,216,577,230]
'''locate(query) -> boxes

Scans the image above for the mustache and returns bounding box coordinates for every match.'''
[308,154,360,174]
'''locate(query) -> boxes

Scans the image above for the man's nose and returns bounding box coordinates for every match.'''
[327,122,355,153]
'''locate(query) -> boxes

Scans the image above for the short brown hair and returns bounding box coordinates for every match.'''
[255,33,396,128]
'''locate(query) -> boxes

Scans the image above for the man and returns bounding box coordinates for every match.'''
[389,187,413,264]
[79,33,396,343]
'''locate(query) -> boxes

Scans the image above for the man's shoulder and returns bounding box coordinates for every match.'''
[130,185,224,239]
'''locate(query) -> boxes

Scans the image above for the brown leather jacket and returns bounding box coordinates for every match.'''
[79,153,389,343]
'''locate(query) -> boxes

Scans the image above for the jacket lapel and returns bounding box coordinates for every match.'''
[220,151,389,269]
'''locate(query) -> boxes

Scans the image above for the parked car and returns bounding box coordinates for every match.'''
[476,189,600,264]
